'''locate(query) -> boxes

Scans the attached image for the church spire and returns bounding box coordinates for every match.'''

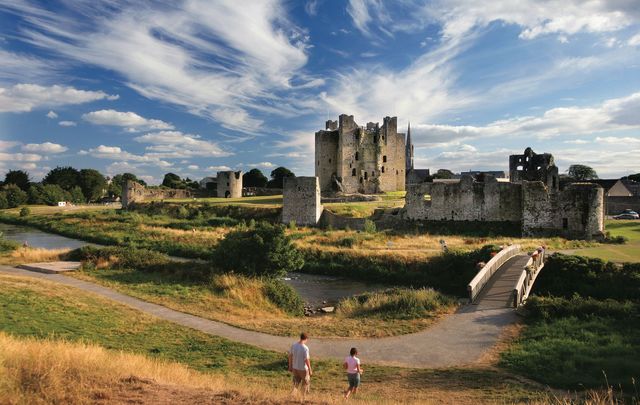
[405,121,414,171]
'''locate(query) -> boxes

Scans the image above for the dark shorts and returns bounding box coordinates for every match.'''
[347,372,360,388]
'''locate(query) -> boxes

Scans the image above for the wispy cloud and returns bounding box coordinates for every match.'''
[82,110,173,131]
[0,83,117,113]
[22,142,68,153]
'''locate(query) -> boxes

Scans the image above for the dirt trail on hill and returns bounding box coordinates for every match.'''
[0,265,519,368]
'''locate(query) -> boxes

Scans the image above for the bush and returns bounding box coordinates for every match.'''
[338,236,357,248]
[0,233,19,253]
[263,279,304,316]
[524,295,637,321]
[214,222,304,278]
[532,254,640,300]
[19,207,31,217]
[363,219,376,234]
[68,246,171,270]
[602,231,628,244]
[0,192,8,209]
[337,287,455,319]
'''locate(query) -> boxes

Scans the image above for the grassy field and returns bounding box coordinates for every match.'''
[565,220,640,262]
[0,273,551,404]
[166,194,283,207]
[70,268,456,338]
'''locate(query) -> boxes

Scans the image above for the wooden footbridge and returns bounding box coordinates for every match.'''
[468,244,546,309]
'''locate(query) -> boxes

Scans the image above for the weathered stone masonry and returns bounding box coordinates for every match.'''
[282,177,323,226]
[404,148,604,239]
[216,171,242,198]
[315,114,406,194]
[122,180,195,208]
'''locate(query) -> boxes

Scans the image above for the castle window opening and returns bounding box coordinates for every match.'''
[423,194,432,207]
[364,172,368,180]
[352,168,356,176]
[355,152,359,161]
[382,166,385,173]
[383,155,387,162]
[360,177,363,183]
[517,165,523,171]
[552,177,557,189]
[562,218,568,229]
[371,171,374,177]
[227,182,230,186]
[329,158,331,163]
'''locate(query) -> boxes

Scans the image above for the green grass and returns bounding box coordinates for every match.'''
[0,274,549,402]
[501,314,639,390]
[164,195,283,206]
[569,220,640,262]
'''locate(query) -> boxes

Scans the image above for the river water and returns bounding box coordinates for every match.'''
[0,222,382,306]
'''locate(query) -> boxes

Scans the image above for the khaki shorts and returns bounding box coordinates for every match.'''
[292,368,310,389]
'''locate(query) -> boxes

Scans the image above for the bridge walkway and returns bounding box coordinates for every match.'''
[474,254,531,310]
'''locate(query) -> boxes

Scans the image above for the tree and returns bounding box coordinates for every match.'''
[78,169,107,202]
[69,186,85,204]
[567,164,598,181]
[433,169,454,179]
[0,192,8,209]
[109,173,146,198]
[30,184,70,206]
[3,184,28,208]
[267,166,295,188]
[162,172,183,189]
[3,170,31,191]
[214,222,304,278]
[43,166,80,191]
[627,173,640,182]
[243,168,268,188]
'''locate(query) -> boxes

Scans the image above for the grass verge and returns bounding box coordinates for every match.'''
[0,273,551,404]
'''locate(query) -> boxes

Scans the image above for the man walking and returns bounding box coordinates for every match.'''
[288,332,312,397]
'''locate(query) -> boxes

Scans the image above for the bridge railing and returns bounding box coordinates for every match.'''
[468,244,521,303]
[512,249,546,308]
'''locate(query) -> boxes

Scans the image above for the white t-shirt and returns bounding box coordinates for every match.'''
[290,342,310,371]
[344,355,360,374]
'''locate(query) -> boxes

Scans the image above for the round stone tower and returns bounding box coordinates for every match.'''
[216,171,243,198]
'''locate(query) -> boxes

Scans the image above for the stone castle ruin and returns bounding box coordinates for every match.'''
[404,148,604,239]
[282,177,323,226]
[315,114,406,194]
[122,170,243,208]
[216,171,243,198]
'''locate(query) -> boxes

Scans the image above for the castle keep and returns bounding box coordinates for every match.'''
[315,114,406,194]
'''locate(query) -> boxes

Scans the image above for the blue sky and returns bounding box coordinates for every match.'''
[0,0,639,184]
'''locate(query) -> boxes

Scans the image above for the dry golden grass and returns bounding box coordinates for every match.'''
[0,247,70,265]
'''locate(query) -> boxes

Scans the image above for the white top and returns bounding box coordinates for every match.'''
[344,355,360,374]
[290,342,310,371]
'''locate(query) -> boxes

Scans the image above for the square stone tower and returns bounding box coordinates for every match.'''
[282,176,323,226]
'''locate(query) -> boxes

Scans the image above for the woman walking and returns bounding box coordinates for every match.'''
[343,347,363,399]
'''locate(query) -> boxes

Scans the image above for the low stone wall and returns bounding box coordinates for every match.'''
[318,209,366,230]
[122,181,216,208]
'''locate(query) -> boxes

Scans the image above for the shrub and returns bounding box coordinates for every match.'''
[19,207,31,217]
[0,232,19,253]
[602,231,628,244]
[263,279,304,316]
[532,253,640,300]
[0,192,8,209]
[68,246,171,270]
[214,222,304,278]
[338,236,357,248]
[524,295,637,321]
[338,287,455,319]
[363,219,376,234]
[288,220,297,230]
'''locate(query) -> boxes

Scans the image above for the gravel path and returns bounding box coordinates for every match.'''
[0,260,525,368]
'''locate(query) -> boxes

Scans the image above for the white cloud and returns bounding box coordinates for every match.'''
[58,120,76,127]
[134,131,231,158]
[0,141,20,150]
[304,0,320,16]
[82,145,171,168]
[46,110,57,119]
[418,0,639,41]
[206,165,232,171]
[0,83,118,113]
[411,91,640,146]
[628,33,640,46]
[22,142,68,153]
[347,0,391,38]
[10,0,313,133]
[187,165,199,170]
[248,162,276,168]
[0,152,42,162]
[82,110,173,130]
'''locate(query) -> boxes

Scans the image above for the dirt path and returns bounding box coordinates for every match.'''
[0,265,520,368]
